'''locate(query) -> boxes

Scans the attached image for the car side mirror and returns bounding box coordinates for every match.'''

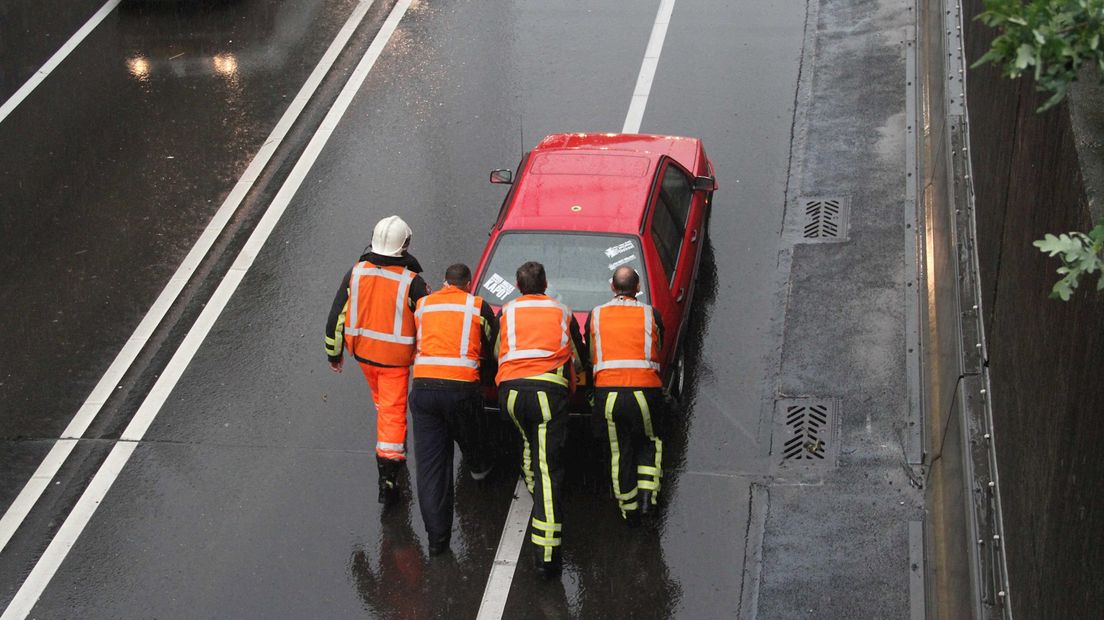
[693,175,717,192]
[489,169,513,185]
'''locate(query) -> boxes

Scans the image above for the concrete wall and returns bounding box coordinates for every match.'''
[962,1,1104,616]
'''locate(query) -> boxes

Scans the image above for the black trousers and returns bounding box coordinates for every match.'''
[500,382,568,566]
[593,387,664,517]
[409,385,487,545]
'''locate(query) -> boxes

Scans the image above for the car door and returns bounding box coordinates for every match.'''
[647,158,704,357]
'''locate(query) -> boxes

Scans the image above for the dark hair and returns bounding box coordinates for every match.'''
[611,266,640,295]
[516,261,547,295]
[445,263,472,286]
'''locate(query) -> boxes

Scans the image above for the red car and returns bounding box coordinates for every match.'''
[474,133,717,409]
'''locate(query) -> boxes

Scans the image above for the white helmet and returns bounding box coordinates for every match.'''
[371,215,412,257]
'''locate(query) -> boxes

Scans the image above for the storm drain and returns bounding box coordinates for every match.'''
[776,398,839,467]
[797,197,849,242]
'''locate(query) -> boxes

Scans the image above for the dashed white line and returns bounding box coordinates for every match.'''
[622,0,677,134]
[477,2,677,616]
[0,0,122,125]
[0,0,378,557]
[476,480,534,619]
[0,0,418,616]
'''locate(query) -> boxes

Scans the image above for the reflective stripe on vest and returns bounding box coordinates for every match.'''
[501,299,569,362]
[592,299,661,373]
[414,294,480,369]
[347,265,415,345]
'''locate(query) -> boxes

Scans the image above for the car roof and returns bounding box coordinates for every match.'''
[500,133,703,235]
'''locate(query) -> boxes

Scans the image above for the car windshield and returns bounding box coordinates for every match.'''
[479,232,650,312]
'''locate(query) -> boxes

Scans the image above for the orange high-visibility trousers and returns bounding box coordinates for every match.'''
[358,363,410,460]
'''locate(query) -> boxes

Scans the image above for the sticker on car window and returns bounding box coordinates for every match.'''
[608,254,637,271]
[604,240,635,258]
[482,273,515,300]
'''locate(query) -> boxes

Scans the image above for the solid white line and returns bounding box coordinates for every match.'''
[622,0,677,134]
[0,0,122,125]
[476,480,534,620]
[0,0,417,613]
[0,0,378,556]
[476,2,679,616]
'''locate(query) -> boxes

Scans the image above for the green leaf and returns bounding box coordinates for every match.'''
[1036,225,1104,301]
[1035,233,1079,255]
[1052,277,1074,300]
[977,0,1104,114]
[972,48,1004,68]
[1088,223,1104,242]
[1016,43,1036,69]
[1038,83,1069,111]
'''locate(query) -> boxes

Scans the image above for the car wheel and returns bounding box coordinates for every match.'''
[667,346,686,402]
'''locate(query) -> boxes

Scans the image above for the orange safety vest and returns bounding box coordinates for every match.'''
[590,298,662,388]
[344,261,416,366]
[413,286,483,382]
[496,294,573,386]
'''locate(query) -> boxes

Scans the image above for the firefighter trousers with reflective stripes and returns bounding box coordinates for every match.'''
[502,382,568,565]
[358,363,409,461]
[409,386,488,545]
[594,387,664,517]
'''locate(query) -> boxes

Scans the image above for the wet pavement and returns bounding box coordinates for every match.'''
[1,0,927,617]
[0,0,368,492]
[0,0,106,103]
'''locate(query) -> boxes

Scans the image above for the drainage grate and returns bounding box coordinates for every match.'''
[776,398,839,467]
[797,197,849,243]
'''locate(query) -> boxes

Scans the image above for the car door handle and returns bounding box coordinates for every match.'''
[676,288,686,303]
[690,229,699,243]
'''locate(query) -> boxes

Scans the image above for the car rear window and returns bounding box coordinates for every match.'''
[479,232,649,312]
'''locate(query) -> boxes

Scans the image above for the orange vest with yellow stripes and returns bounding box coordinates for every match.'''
[413,286,483,382]
[496,294,573,385]
[344,261,416,366]
[590,298,662,388]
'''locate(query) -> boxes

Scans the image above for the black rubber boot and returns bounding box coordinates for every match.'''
[639,490,655,516]
[428,538,451,556]
[533,548,563,580]
[376,457,403,504]
[469,459,494,482]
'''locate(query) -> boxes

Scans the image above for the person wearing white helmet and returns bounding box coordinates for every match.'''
[324,215,430,503]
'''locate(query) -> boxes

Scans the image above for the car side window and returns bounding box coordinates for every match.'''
[661,163,693,233]
[650,162,693,283]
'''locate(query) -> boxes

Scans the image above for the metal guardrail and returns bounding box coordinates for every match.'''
[942,0,1013,616]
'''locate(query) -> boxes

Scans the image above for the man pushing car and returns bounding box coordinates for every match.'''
[495,261,586,578]
[586,266,666,526]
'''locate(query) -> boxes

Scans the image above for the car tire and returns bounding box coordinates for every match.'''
[666,346,687,402]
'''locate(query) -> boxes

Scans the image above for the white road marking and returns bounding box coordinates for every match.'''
[476,480,534,620]
[0,0,379,556]
[0,0,417,615]
[622,0,677,134]
[0,0,122,125]
[477,2,678,616]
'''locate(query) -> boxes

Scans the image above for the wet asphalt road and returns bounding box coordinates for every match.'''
[0,0,804,616]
